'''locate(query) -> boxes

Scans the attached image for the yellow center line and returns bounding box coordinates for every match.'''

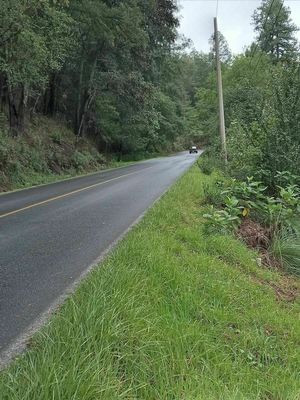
[0,166,154,219]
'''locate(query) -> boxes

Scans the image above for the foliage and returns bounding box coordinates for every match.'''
[253,0,299,63]
[0,0,73,88]
[203,205,241,233]
[221,58,300,189]
[203,194,243,233]
[227,121,266,179]
[190,0,300,190]
[203,174,300,236]
[209,30,232,64]
[197,153,221,175]
[0,0,191,156]
[275,171,300,187]
[201,169,300,280]
[261,66,300,181]
[200,169,226,207]
[1,0,300,174]
[222,177,267,210]
[200,158,298,234]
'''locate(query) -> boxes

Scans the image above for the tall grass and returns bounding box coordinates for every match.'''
[271,222,300,275]
[1,167,300,399]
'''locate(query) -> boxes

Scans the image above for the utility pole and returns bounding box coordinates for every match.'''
[214,17,227,164]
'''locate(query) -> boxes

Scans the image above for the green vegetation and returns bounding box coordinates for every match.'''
[2,0,300,396]
[0,0,192,161]
[0,116,137,192]
[271,227,300,276]
[1,0,300,187]
[0,0,205,190]
[1,166,300,399]
[185,0,300,187]
[200,156,300,273]
[190,0,300,276]
[253,0,298,62]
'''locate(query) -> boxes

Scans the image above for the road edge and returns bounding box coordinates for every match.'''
[0,157,199,369]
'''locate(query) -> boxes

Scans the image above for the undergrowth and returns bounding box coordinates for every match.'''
[0,116,133,192]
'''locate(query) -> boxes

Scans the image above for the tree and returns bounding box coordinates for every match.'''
[180,51,211,106]
[0,0,73,135]
[57,0,181,152]
[0,0,191,157]
[209,31,232,64]
[261,65,300,178]
[253,0,299,63]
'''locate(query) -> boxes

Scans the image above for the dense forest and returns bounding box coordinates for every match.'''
[0,0,193,189]
[0,0,191,153]
[1,0,300,191]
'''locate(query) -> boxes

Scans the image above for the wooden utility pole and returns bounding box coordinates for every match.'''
[214,17,227,164]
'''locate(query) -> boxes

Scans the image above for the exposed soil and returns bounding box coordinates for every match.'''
[237,219,271,250]
[237,219,282,269]
[253,275,300,303]
[238,219,300,302]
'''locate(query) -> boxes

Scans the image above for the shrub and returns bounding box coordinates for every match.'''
[227,120,265,180]
[278,184,300,211]
[222,176,299,229]
[222,177,267,206]
[202,179,224,207]
[271,224,300,275]
[49,130,64,144]
[71,150,93,171]
[0,118,109,191]
[203,205,241,234]
[197,153,223,175]
[275,171,300,188]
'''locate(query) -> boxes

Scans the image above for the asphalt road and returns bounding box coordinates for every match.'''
[0,152,199,362]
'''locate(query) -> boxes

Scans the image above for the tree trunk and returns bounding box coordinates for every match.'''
[76,57,97,137]
[77,89,95,137]
[30,95,40,121]
[48,73,57,116]
[75,58,84,134]
[0,73,6,113]
[8,84,25,136]
[44,73,58,116]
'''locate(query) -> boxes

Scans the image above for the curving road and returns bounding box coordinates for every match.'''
[0,152,199,363]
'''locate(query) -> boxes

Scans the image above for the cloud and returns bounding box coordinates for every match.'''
[177,0,300,54]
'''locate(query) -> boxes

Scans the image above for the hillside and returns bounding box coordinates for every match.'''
[0,116,118,192]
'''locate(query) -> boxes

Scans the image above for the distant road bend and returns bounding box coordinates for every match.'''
[0,152,200,363]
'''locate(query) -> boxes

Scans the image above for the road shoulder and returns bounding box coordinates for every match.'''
[1,165,300,398]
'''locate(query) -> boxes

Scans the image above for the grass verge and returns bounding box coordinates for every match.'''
[1,166,300,399]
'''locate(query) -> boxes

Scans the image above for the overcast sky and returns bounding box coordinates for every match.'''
[177,0,300,54]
